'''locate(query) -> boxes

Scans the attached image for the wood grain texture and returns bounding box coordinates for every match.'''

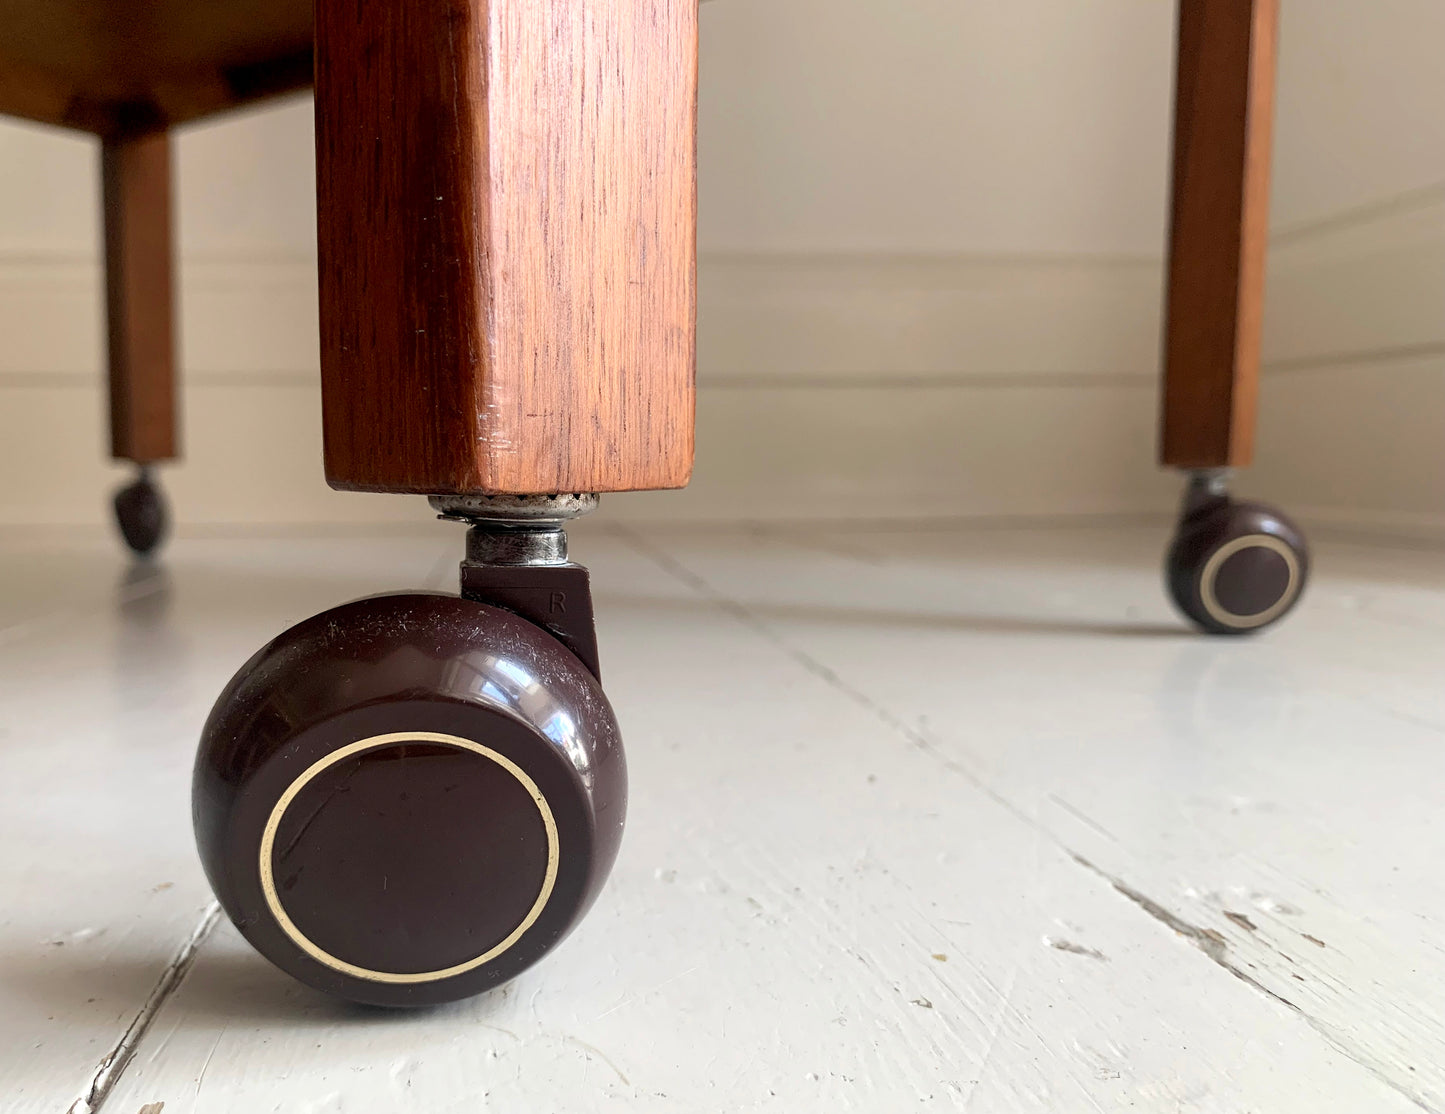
[103,131,177,463]
[1161,0,1279,469]
[0,0,312,135]
[315,0,697,496]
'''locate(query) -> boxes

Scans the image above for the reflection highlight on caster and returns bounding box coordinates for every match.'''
[1166,469,1309,635]
[113,464,169,557]
[192,495,626,1006]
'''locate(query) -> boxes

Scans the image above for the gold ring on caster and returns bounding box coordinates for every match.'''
[258,731,560,984]
[1199,534,1302,630]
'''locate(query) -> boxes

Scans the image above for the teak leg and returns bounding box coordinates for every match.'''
[102,130,176,557]
[1158,0,1309,636]
[193,0,695,999]
[1160,0,1277,470]
[314,0,698,496]
[102,131,178,465]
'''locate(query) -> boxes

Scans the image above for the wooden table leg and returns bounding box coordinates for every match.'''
[1158,0,1310,636]
[1160,0,1278,470]
[314,0,698,497]
[191,1,697,995]
[102,130,178,465]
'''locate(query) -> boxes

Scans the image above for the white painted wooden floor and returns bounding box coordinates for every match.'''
[2,519,1443,1113]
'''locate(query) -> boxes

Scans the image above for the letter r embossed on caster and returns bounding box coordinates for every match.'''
[193,508,625,1007]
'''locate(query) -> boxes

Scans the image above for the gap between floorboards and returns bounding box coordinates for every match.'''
[65,903,221,1114]
[612,521,1441,1113]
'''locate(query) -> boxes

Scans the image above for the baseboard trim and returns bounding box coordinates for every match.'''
[1293,506,1445,547]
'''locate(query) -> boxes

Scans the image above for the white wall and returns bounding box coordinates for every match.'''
[0,0,1440,533]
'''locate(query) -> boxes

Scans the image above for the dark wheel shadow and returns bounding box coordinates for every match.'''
[1,928,524,1031]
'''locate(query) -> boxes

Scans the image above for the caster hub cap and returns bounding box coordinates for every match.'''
[259,731,559,984]
[1199,534,1301,630]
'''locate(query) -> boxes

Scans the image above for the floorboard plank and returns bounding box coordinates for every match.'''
[635,523,1445,1110]
[0,532,454,1114]
[89,529,1426,1113]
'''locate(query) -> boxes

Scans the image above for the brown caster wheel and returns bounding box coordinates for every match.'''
[1166,473,1309,635]
[112,466,168,557]
[193,583,625,1007]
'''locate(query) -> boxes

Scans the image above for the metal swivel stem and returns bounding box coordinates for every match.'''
[462,526,569,568]
[429,494,600,568]
[1181,468,1231,519]
[429,494,604,678]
